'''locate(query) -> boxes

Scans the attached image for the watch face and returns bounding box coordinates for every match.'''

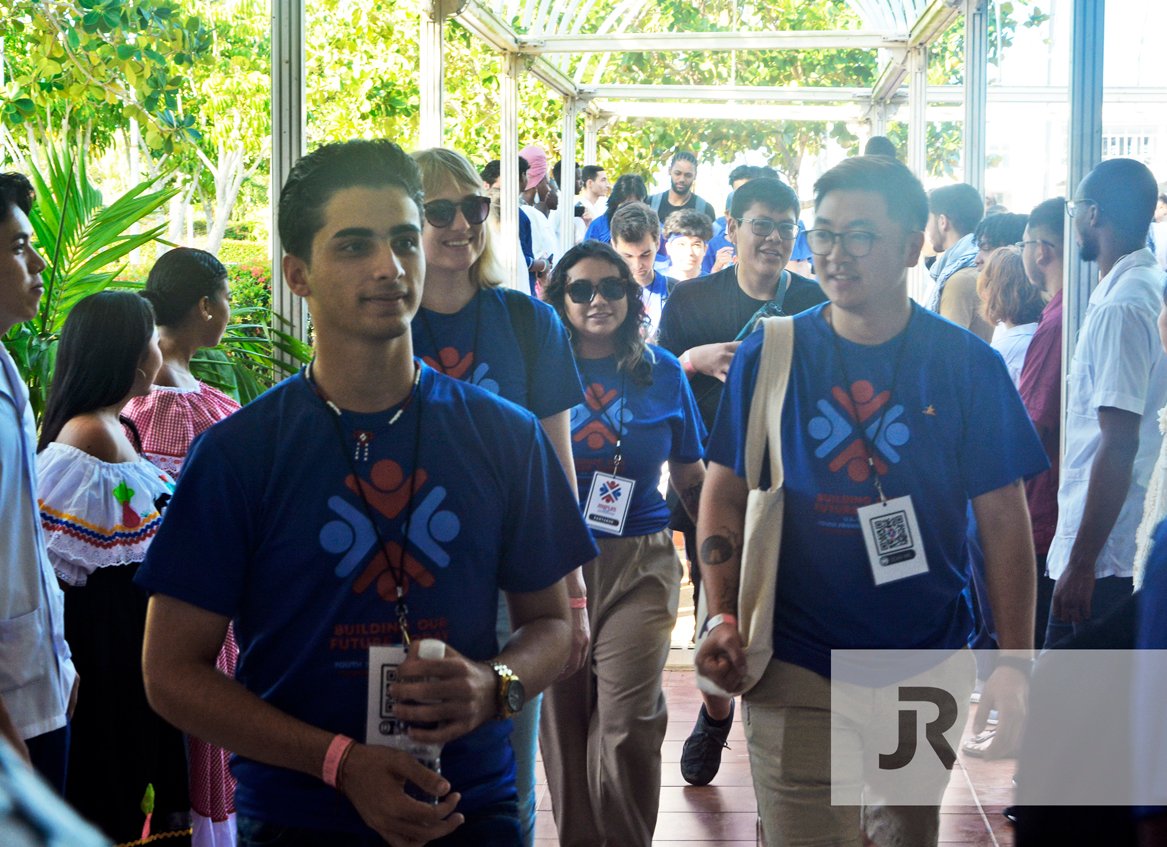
[505,679,526,713]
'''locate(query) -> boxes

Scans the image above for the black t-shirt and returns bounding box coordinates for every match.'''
[658,266,827,430]
[651,192,717,227]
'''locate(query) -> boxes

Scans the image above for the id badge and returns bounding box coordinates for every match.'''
[366,645,408,745]
[584,472,636,534]
[856,495,929,586]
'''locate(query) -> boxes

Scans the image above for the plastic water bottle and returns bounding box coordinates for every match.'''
[393,638,445,803]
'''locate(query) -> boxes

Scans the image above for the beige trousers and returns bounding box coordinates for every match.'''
[743,653,975,847]
[539,529,682,847]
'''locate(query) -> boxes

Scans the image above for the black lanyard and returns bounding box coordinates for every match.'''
[419,292,482,378]
[580,366,627,475]
[304,360,423,645]
[826,305,915,505]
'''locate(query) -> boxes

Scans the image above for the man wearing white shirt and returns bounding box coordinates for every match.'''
[0,172,77,792]
[1045,158,1167,646]
[579,165,609,227]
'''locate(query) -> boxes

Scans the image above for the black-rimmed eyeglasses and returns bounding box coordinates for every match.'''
[423,196,491,228]
[1016,239,1054,251]
[1066,198,1100,218]
[805,229,880,258]
[738,217,799,240]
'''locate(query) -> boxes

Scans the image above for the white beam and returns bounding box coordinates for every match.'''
[963,0,987,192]
[455,0,579,97]
[584,84,879,103]
[500,53,523,290]
[418,8,444,149]
[871,0,962,105]
[560,97,580,257]
[270,0,307,349]
[515,30,908,53]
[595,101,868,122]
[907,45,928,178]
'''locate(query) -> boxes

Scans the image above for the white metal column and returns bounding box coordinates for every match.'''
[907,45,928,178]
[584,113,600,164]
[419,4,445,149]
[270,0,307,348]
[559,97,579,257]
[500,53,522,289]
[1063,0,1105,405]
[963,0,988,193]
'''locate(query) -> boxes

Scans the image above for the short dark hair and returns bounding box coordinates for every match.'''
[863,136,898,159]
[663,209,713,241]
[754,165,780,181]
[581,165,604,184]
[1026,197,1066,247]
[670,151,698,169]
[814,156,929,232]
[610,202,660,245]
[605,174,648,223]
[1080,157,1158,242]
[731,177,798,219]
[278,139,424,261]
[928,183,984,235]
[141,247,228,327]
[542,241,651,386]
[974,212,1028,251]
[39,291,156,451]
[481,159,501,185]
[0,172,35,226]
[728,164,754,185]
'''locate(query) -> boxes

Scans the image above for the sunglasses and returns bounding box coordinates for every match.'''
[423,196,491,228]
[566,277,627,304]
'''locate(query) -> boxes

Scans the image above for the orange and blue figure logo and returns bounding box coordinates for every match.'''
[598,479,624,504]
[570,381,634,450]
[808,380,910,483]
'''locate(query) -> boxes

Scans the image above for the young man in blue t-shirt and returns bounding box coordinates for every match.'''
[137,140,597,846]
[696,156,1047,846]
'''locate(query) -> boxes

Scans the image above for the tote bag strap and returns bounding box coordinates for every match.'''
[743,316,794,491]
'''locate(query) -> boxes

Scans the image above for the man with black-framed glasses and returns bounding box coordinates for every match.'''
[1045,158,1167,647]
[658,177,825,788]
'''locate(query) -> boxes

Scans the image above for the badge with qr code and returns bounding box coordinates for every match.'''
[366,645,408,745]
[856,495,929,586]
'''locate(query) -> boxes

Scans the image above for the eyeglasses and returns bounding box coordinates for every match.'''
[1016,239,1054,251]
[738,217,799,240]
[423,196,491,228]
[1066,198,1100,218]
[805,229,880,258]
[566,277,627,304]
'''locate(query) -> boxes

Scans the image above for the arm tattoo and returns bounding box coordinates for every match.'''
[700,530,741,567]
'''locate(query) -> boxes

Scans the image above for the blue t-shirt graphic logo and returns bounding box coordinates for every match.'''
[570,381,635,450]
[318,459,462,601]
[422,348,500,395]
[808,380,911,483]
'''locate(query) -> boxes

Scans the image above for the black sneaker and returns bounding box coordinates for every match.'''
[680,700,734,786]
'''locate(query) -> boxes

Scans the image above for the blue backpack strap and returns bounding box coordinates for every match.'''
[502,287,538,403]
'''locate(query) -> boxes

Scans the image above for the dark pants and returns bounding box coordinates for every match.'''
[237,800,522,847]
[1043,574,1134,649]
[26,722,70,795]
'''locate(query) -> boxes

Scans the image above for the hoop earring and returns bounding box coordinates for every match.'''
[136,368,148,381]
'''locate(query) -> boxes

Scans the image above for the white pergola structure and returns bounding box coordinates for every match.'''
[269,0,1105,374]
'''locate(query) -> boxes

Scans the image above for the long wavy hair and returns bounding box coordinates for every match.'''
[38,291,156,452]
[977,245,1045,326]
[604,174,648,225]
[542,241,653,386]
[411,147,506,290]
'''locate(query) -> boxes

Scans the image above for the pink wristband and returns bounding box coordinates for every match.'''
[569,596,588,609]
[322,734,355,788]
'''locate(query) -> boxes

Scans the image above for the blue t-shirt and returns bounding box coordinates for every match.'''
[570,347,705,538]
[135,366,598,833]
[584,215,612,244]
[411,287,583,418]
[706,304,1048,676]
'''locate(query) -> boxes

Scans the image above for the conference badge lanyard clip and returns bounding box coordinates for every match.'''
[583,375,635,534]
[827,309,929,586]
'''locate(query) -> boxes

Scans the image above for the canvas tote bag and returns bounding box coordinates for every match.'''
[696,316,794,696]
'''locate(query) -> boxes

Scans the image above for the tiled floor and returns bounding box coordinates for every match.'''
[533,553,1018,845]
[533,667,1017,846]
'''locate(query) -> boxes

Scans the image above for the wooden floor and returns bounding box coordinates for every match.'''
[532,665,1018,846]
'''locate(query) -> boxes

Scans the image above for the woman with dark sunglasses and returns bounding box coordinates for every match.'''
[410,147,589,846]
[539,241,706,847]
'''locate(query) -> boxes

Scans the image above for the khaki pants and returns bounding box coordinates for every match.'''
[539,530,681,847]
[743,653,975,847]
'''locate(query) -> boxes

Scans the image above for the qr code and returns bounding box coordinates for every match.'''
[872,510,912,554]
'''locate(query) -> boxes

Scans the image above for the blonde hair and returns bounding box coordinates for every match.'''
[977,245,1045,326]
[411,147,506,289]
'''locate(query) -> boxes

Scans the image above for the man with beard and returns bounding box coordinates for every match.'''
[1044,157,1167,646]
[648,151,716,231]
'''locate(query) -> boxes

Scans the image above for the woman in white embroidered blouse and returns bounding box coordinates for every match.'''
[36,291,186,843]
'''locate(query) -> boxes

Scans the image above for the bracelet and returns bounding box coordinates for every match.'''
[680,350,696,377]
[569,596,588,609]
[322,734,355,789]
[701,613,737,637]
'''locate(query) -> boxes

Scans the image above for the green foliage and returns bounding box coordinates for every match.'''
[227,262,272,318]
[191,308,311,405]
[218,239,268,267]
[1,143,176,422]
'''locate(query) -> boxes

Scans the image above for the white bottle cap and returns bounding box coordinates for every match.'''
[417,639,447,660]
